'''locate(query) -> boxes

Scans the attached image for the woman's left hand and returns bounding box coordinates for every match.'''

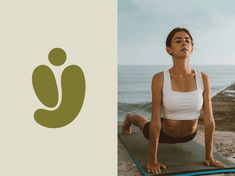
[203,158,225,167]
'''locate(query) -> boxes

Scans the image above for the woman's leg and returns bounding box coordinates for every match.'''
[122,113,148,135]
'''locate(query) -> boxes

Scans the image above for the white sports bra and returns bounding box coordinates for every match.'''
[162,70,204,120]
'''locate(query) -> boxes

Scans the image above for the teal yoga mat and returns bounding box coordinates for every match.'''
[118,124,235,175]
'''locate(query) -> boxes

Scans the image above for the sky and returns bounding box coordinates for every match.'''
[118,0,235,65]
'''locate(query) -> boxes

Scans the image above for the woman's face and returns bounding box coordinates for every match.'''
[167,31,193,58]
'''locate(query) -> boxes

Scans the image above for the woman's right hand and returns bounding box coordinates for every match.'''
[146,160,166,174]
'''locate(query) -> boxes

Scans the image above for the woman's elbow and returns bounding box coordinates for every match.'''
[150,121,161,132]
[204,119,215,130]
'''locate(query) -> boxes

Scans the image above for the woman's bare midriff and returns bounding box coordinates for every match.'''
[162,118,198,137]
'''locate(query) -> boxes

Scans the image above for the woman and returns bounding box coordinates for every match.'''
[122,27,224,174]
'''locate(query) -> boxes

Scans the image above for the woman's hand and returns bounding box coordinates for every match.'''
[146,160,166,174]
[203,158,225,167]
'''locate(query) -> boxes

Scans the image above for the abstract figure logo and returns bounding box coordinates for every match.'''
[32,48,86,128]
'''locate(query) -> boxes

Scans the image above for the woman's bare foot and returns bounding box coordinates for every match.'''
[122,114,132,135]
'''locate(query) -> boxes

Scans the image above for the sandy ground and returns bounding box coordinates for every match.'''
[118,125,235,176]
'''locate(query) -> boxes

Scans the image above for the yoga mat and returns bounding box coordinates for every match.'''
[118,124,235,175]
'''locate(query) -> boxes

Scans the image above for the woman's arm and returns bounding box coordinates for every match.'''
[202,73,224,167]
[147,72,166,174]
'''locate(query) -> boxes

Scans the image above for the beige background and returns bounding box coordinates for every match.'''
[0,0,117,175]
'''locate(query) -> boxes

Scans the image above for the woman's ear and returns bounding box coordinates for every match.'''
[166,47,172,55]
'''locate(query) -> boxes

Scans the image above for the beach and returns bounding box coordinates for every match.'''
[118,82,235,176]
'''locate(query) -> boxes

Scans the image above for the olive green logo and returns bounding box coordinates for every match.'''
[32,48,86,128]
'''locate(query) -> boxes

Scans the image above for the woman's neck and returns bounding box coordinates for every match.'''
[171,57,191,74]
[170,59,192,75]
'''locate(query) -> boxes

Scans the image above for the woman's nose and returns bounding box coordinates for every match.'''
[182,40,187,46]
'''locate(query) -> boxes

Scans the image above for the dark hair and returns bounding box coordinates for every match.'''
[165,27,194,47]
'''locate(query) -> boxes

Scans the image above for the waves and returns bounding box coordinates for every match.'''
[118,102,152,119]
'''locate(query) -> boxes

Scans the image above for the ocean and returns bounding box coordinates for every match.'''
[118,65,235,120]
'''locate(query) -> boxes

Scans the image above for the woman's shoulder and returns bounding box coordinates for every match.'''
[152,71,164,81]
[200,72,209,79]
[152,71,164,89]
[152,71,164,91]
[195,69,208,79]
[198,71,210,83]
[199,71,210,92]
[194,70,209,81]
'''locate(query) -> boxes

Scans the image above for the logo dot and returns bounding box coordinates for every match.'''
[48,48,66,66]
